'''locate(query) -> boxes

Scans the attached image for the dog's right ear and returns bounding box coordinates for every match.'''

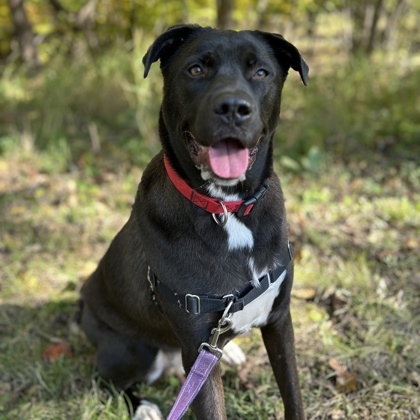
[143,24,206,78]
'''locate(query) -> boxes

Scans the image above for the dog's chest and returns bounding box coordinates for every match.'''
[221,213,285,333]
[230,269,286,333]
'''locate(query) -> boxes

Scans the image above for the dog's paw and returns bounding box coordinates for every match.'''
[132,400,163,420]
[222,341,246,366]
[146,349,184,384]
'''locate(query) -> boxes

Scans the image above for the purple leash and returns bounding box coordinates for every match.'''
[167,301,234,420]
[167,348,220,420]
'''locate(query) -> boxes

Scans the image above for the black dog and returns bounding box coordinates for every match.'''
[80,24,308,419]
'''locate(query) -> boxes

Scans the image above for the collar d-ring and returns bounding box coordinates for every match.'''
[212,200,228,226]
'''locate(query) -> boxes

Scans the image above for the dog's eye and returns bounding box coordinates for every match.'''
[255,69,269,79]
[188,65,204,76]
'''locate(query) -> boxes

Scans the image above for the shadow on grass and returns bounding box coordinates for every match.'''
[0,300,93,415]
[0,300,192,419]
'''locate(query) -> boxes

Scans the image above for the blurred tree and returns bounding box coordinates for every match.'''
[49,0,98,46]
[256,0,269,27]
[346,0,409,55]
[217,0,234,28]
[7,0,39,67]
[1,0,419,65]
[48,0,98,55]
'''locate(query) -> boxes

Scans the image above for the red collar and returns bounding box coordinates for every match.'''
[163,155,267,217]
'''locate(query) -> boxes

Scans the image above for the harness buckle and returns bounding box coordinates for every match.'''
[222,294,234,303]
[185,294,201,314]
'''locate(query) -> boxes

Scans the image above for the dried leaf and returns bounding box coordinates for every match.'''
[328,408,346,420]
[42,342,73,361]
[409,371,420,386]
[292,288,316,300]
[336,371,357,393]
[329,358,357,393]
[328,357,347,374]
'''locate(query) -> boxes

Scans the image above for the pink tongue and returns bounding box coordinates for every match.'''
[209,140,249,179]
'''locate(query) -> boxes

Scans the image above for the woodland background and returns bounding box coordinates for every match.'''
[0,1,419,419]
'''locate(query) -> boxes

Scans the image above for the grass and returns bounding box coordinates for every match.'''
[1,148,418,419]
[1,42,419,418]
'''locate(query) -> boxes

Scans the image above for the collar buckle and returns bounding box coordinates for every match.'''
[237,197,256,217]
[237,182,268,217]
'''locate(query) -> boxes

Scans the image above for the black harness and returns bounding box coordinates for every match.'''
[147,242,293,315]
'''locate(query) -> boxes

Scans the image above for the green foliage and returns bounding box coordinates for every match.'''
[2,0,419,64]
[0,38,163,168]
[276,56,420,170]
[1,42,418,175]
[1,2,419,172]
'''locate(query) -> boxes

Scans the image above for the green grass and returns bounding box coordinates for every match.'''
[1,42,419,418]
[1,148,418,419]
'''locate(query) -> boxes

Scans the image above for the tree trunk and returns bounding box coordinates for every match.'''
[365,0,384,54]
[75,0,98,49]
[7,0,39,67]
[180,0,189,24]
[216,0,234,29]
[382,0,407,49]
[256,0,269,28]
[348,0,367,54]
[49,0,99,52]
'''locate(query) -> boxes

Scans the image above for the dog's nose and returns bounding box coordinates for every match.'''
[214,97,253,124]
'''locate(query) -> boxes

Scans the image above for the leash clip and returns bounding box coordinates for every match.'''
[199,299,234,355]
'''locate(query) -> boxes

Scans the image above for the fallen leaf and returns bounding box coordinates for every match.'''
[329,357,347,375]
[292,288,316,300]
[41,342,73,361]
[409,371,420,386]
[328,408,345,420]
[404,237,418,250]
[336,371,357,393]
[329,358,357,393]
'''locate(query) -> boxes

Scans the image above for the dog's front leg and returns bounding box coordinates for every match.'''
[261,311,305,420]
[182,347,226,419]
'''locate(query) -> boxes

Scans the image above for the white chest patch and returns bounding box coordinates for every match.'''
[230,269,287,333]
[224,215,254,251]
[206,183,284,332]
[206,185,254,251]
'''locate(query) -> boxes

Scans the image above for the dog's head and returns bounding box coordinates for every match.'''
[143,24,308,189]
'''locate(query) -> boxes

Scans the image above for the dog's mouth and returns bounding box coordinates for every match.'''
[185,131,259,181]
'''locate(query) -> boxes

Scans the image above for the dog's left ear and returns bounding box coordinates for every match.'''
[143,24,208,78]
[256,32,309,86]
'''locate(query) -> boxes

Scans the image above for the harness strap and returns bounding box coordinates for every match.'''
[148,242,293,315]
